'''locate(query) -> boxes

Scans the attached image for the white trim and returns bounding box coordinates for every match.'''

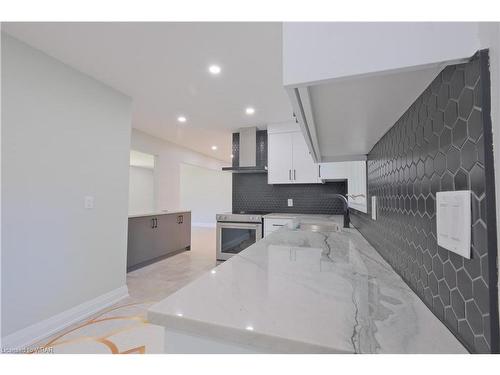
[286,87,321,163]
[1,285,129,350]
[192,222,216,228]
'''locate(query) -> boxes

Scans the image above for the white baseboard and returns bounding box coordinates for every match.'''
[192,222,216,228]
[1,285,129,350]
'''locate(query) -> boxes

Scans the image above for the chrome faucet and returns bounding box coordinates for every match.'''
[327,194,350,228]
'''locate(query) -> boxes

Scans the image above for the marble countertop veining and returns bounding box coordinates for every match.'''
[128,209,190,219]
[147,214,466,353]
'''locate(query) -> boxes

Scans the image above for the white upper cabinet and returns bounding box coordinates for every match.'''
[268,131,294,183]
[319,161,367,213]
[282,23,481,163]
[318,161,351,181]
[283,23,480,87]
[268,123,320,184]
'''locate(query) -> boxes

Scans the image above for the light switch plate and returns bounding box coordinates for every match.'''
[436,191,471,259]
[287,198,293,207]
[84,196,94,209]
[371,196,377,220]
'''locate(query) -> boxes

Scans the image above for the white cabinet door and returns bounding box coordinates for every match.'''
[291,132,320,184]
[267,123,320,184]
[268,132,293,184]
[319,162,350,180]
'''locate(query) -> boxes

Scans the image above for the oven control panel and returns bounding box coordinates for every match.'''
[216,213,263,223]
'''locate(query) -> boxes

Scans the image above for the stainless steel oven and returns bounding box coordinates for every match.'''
[216,213,263,261]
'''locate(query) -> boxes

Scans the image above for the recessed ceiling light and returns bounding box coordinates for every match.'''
[177,116,187,123]
[231,154,234,158]
[208,65,221,75]
[245,107,255,115]
[211,145,218,151]
[246,325,254,331]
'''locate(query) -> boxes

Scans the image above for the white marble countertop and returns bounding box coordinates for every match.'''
[147,214,466,353]
[128,209,190,219]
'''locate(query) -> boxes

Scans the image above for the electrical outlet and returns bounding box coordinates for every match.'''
[287,198,293,207]
[84,196,94,209]
[436,191,471,259]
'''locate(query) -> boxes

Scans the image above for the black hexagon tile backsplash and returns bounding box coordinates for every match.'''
[350,53,498,353]
[232,130,347,215]
[233,172,347,215]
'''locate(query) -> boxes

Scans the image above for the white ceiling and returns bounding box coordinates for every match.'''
[2,22,292,162]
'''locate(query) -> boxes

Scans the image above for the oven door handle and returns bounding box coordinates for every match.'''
[217,223,262,229]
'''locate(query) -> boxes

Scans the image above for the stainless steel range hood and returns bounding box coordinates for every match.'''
[222,127,267,173]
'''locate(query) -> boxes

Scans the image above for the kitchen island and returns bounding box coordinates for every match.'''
[147,215,466,353]
[127,210,191,272]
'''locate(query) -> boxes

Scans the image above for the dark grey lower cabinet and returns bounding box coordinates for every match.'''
[127,212,191,272]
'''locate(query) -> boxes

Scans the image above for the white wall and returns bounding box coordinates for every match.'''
[283,22,480,86]
[1,34,132,339]
[128,166,155,215]
[477,22,500,318]
[130,129,227,213]
[180,163,232,226]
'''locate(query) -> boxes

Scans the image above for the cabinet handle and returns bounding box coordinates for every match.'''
[155,218,158,228]
[272,224,284,227]
[151,218,155,228]
[289,169,291,181]
[319,165,321,178]
[293,169,296,180]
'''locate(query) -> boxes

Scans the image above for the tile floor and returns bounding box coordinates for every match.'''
[34,227,218,354]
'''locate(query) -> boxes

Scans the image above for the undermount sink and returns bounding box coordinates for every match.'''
[298,222,341,233]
